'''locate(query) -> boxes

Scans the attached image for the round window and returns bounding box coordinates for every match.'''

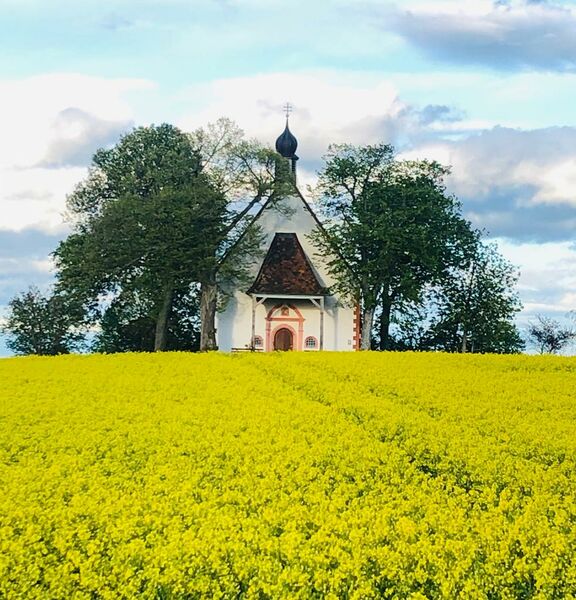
[305,336,317,349]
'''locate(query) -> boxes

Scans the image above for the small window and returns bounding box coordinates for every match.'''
[253,335,263,348]
[305,336,318,349]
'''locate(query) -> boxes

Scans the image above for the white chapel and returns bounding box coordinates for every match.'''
[216,116,359,352]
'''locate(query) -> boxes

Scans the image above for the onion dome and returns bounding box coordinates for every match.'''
[275,121,298,158]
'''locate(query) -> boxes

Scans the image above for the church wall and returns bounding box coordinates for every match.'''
[217,292,355,352]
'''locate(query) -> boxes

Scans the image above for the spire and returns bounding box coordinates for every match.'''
[275,103,299,179]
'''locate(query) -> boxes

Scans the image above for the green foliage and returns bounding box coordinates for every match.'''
[68,123,201,222]
[56,182,227,308]
[2,287,84,355]
[187,119,281,350]
[54,124,228,351]
[56,123,227,295]
[190,118,283,204]
[424,240,525,353]
[93,287,200,353]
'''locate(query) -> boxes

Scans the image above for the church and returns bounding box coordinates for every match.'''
[216,116,359,352]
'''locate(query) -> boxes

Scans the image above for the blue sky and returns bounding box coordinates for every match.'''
[1,0,576,354]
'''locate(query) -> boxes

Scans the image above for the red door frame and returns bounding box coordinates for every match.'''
[265,304,304,351]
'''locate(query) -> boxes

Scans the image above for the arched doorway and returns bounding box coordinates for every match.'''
[274,327,293,351]
[265,304,304,351]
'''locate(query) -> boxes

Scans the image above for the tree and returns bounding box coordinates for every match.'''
[424,240,524,353]
[188,120,288,351]
[56,178,226,352]
[2,287,84,355]
[527,315,576,354]
[54,124,228,352]
[92,287,200,353]
[314,143,475,350]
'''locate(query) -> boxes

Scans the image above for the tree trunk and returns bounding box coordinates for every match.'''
[360,306,375,350]
[379,298,392,350]
[461,261,476,354]
[154,285,173,352]
[200,279,218,351]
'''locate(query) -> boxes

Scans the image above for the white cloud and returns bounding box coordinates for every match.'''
[437,135,576,209]
[1,167,85,233]
[0,257,54,276]
[40,108,133,168]
[398,126,576,241]
[495,238,576,317]
[0,73,154,233]
[0,73,150,168]
[176,71,576,242]
[522,159,576,205]
[177,71,401,156]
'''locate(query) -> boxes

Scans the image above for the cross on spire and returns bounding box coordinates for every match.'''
[283,102,293,120]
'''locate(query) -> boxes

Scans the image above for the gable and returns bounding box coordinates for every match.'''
[221,178,353,299]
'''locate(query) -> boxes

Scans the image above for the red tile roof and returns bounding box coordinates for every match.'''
[248,233,326,296]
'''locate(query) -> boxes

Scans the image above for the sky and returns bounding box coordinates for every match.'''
[1,0,576,354]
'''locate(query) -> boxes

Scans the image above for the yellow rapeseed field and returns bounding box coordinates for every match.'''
[1,352,575,599]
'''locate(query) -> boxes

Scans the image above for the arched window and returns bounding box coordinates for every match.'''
[305,336,318,350]
[253,335,263,348]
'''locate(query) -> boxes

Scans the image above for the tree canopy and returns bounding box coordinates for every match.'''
[54,124,227,351]
[92,287,200,353]
[314,143,476,350]
[401,240,524,353]
[2,287,84,356]
[527,315,575,354]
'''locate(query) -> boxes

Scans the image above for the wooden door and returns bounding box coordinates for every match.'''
[274,328,293,351]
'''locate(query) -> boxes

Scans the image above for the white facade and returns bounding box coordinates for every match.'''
[216,190,358,352]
